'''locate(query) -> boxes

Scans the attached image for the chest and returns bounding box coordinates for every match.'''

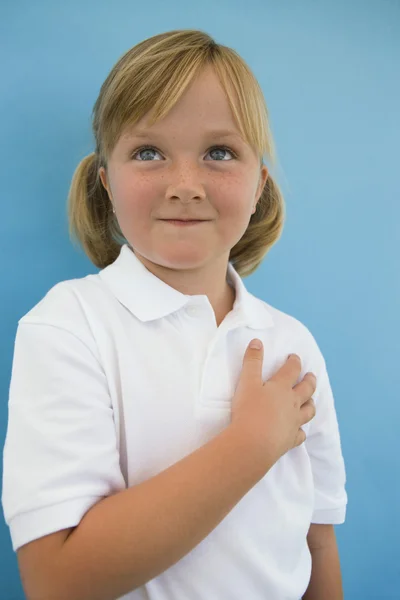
[93,306,312,490]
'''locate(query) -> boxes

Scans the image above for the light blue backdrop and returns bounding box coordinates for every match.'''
[1,1,399,598]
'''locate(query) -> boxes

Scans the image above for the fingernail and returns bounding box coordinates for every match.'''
[250,339,262,349]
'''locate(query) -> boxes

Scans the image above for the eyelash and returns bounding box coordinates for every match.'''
[130,144,238,161]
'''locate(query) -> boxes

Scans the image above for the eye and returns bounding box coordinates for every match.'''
[131,146,163,161]
[130,145,237,162]
[205,146,237,161]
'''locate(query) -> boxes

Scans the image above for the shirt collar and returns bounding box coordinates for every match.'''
[99,244,274,330]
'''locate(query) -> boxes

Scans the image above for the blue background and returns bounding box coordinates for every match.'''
[1,1,399,598]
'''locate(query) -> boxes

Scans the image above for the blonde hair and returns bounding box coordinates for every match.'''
[67,29,285,277]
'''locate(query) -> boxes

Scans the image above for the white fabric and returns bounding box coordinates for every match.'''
[2,243,347,600]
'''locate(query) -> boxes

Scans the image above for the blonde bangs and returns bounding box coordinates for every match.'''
[94,30,274,168]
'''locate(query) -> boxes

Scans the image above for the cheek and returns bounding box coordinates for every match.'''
[115,175,155,215]
[214,174,253,216]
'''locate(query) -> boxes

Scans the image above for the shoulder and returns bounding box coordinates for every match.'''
[18,274,108,344]
[20,274,103,323]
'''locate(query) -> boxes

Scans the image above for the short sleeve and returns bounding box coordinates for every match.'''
[1,321,127,552]
[305,357,348,525]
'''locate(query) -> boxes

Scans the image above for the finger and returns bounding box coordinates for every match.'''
[240,339,264,386]
[271,353,302,387]
[295,428,307,447]
[294,372,317,405]
[300,398,316,424]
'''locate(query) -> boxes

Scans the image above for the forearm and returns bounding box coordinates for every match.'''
[302,534,344,600]
[49,426,273,600]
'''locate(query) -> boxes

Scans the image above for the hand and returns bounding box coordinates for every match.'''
[230,339,317,469]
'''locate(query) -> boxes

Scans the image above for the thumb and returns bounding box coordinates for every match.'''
[241,338,264,381]
[249,339,263,350]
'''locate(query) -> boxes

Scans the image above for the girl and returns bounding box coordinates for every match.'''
[2,29,347,600]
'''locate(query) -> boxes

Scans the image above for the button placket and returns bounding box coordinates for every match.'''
[184,299,241,413]
[186,305,199,317]
[197,335,235,408]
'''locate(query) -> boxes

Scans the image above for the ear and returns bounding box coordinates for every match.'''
[257,164,269,198]
[252,164,269,213]
[99,166,112,201]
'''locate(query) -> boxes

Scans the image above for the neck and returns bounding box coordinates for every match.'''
[132,250,236,327]
[214,281,236,327]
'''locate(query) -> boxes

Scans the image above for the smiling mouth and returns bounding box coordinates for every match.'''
[160,219,209,226]
[160,218,209,221]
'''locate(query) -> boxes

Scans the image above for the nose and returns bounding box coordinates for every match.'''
[165,161,206,203]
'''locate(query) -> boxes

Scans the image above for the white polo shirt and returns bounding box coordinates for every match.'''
[2,243,347,600]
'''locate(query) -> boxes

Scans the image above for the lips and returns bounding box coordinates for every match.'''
[160,219,209,227]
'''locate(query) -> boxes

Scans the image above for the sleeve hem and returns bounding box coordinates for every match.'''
[8,495,105,552]
[311,505,347,525]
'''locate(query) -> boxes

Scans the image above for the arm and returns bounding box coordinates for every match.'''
[24,426,274,600]
[301,333,347,600]
[302,524,344,600]
[10,320,275,600]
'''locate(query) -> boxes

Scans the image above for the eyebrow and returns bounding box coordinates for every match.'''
[127,129,243,141]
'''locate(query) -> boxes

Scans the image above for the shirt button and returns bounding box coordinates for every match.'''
[186,305,199,317]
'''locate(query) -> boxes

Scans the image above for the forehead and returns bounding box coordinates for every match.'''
[121,66,243,141]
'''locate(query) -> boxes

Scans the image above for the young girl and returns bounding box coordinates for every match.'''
[2,29,347,600]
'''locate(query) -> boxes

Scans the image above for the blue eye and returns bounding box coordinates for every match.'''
[132,146,162,161]
[131,145,237,161]
[207,146,236,161]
